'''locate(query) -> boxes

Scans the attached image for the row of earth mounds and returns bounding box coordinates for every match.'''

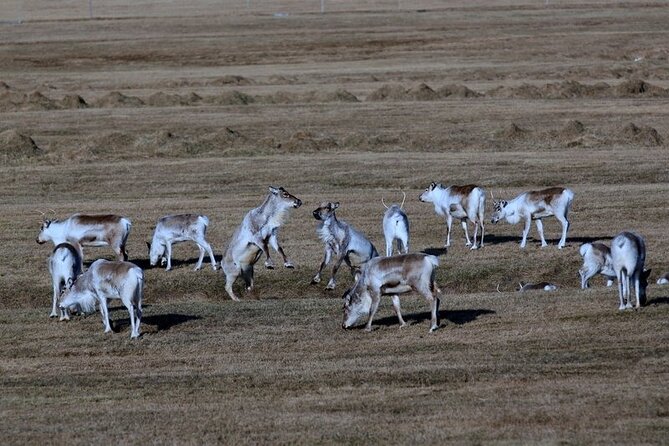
[2,79,668,112]
[494,120,664,147]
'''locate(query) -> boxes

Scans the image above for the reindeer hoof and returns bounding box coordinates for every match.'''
[429,325,438,333]
[399,322,407,329]
[325,283,336,290]
[264,262,275,270]
[470,244,479,250]
[49,313,57,318]
[284,262,295,269]
[311,276,321,284]
[364,326,373,332]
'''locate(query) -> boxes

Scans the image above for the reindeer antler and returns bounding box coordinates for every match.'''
[400,191,406,210]
[381,197,389,209]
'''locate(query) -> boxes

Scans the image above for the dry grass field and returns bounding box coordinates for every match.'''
[1,0,668,444]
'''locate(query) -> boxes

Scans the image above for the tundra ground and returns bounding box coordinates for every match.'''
[1,1,668,443]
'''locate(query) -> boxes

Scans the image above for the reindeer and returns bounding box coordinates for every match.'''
[611,231,651,310]
[147,214,216,271]
[657,272,669,285]
[518,282,558,292]
[59,259,144,338]
[579,242,615,289]
[47,241,83,320]
[490,187,574,249]
[221,186,302,300]
[311,202,379,290]
[382,192,409,256]
[419,183,485,249]
[342,253,441,332]
[37,213,132,261]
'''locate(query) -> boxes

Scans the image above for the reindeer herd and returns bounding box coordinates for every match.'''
[36,183,664,338]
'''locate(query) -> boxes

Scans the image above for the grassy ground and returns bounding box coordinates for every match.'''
[1,1,668,443]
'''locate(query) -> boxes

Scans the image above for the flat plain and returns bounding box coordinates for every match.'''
[1,0,668,444]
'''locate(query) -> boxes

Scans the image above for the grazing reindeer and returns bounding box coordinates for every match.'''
[611,231,650,310]
[37,213,132,261]
[382,192,409,256]
[148,214,217,271]
[419,182,485,249]
[221,186,302,300]
[48,241,83,320]
[59,259,144,338]
[518,281,558,292]
[579,242,615,289]
[342,253,441,332]
[311,202,379,290]
[657,272,669,285]
[490,187,574,249]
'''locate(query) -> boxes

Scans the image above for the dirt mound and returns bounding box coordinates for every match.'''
[619,122,663,146]
[366,84,408,101]
[437,84,481,98]
[0,81,10,90]
[305,89,360,103]
[495,123,529,140]
[184,128,247,154]
[0,129,43,159]
[24,91,58,110]
[145,92,190,107]
[267,75,297,84]
[206,90,254,105]
[85,131,137,156]
[59,94,88,109]
[94,91,144,108]
[559,120,586,138]
[407,83,439,100]
[184,92,203,104]
[210,75,253,86]
[614,79,668,96]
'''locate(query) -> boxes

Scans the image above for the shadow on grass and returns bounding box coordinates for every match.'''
[422,247,448,257]
[373,308,495,328]
[648,296,669,306]
[112,313,201,333]
[482,233,614,247]
[128,255,222,271]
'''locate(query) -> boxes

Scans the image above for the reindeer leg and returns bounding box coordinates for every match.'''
[555,213,570,249]
[520,215,531,248]
[365,291,381,332]
[445,214,453,247]
[327,254,347,290]
[535,219,548,248]
[311,247,332,284]
[165,242,173,270]
[200,239,217,271]
[269,229,293,268]
[99,297,112,334]
[194,242,205,271]
[391,295,407,328]
[461,219,472,247]
[261,238,274,269]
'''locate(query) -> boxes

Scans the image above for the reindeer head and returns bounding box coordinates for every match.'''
[312,202,339,221]
[269,186,302,209]
[419,182,441,203]
[490,197,509,224]
[341,278,372,329]
[36,219,52,244]
[147,240,166,267]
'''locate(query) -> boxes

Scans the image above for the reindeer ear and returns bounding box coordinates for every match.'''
[146,241,151,250]
[332,202,340,210]
[643,269,652,279]
[430,182,436,190]
[66,277,74,288]
[268,186,279,195]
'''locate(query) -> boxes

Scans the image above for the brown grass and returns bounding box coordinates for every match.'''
[1,1,668,444]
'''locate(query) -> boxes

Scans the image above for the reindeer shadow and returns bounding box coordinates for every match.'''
[372,308,495,328]
[647,296,669,306]
[422,247,448,257]
[111,312,201,333]
[130,255,223,271]
[483,233,614,247]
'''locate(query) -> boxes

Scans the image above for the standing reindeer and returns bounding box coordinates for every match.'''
[221,186,302,300]
[490,187,574,249]
[59,259,144,338]
[382,192,409,256]
[48,241,83,320]
[148,214,217,271]
[611,231,651,310]
[311,202,379,290]
[37,213,132,261]
[579,242,615,289]
[419,182,485,249]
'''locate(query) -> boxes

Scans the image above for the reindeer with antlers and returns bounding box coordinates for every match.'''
[382,192,410,257]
